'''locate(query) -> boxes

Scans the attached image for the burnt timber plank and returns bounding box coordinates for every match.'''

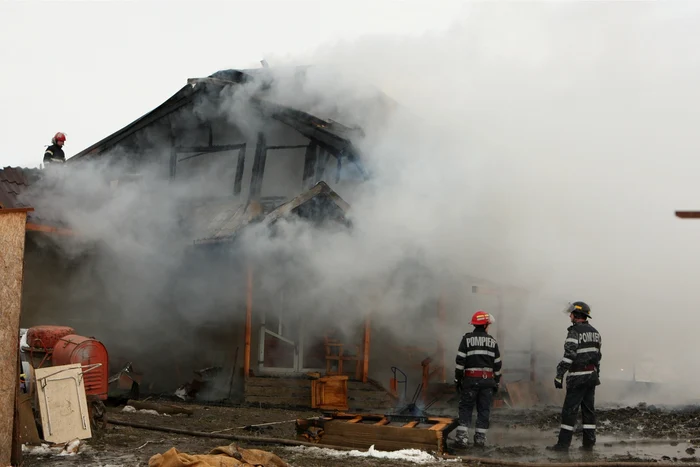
[296,415,456,454]
[321,421,447,453]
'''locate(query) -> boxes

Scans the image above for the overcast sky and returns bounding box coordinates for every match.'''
[1,0,463,168]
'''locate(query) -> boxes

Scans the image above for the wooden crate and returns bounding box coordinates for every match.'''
[311,375,348,411]
[296,412,458,454]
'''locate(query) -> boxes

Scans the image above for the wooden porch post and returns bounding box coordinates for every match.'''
[243,265,253,380]
[0,208,31,466]
[362,314,371,383]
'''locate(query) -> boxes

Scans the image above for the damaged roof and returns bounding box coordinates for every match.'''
[193,181,350,245]
[69,66,387,171]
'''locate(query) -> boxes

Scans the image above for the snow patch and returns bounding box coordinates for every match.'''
[22,443,53,455]
[122,405,170,416]
[285,445,447,464]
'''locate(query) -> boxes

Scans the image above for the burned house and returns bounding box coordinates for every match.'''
[10,66,542,410]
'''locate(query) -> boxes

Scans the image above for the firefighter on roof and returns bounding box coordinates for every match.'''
[453,310,502,448]
[43,132,66,165]
[547,301,602,452]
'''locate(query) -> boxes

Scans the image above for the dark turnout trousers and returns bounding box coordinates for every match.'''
[557,381,597,447]
[458,379,495,444]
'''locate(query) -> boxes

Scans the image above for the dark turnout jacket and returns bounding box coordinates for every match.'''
[555,321,602,389]
[455,328,502,387]
[43,144,65,163]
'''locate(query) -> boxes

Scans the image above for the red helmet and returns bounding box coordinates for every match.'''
[53,132,66,143]
[470,310,494,326]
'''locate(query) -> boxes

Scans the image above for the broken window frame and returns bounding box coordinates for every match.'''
[172,143,247,196]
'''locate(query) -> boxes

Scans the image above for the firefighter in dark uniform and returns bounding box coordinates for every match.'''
[43,132,66,165]
[548,301,602,452]
[453,310,502,448]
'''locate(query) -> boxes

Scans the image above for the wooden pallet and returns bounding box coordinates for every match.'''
[296,412,458,454]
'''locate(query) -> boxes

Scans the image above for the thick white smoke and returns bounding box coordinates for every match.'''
[19,2,700,404]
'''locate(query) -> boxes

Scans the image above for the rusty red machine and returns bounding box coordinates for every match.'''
[22,325,109,402]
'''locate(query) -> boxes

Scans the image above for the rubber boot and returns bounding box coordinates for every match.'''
[454,426,469,449]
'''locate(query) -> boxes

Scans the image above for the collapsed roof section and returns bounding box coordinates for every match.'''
[193,181,350,245]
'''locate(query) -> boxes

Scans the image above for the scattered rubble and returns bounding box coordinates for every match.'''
[20,402,700,466]
[520,403,700,439]
[175,366,224,401]
[108,361,142,400]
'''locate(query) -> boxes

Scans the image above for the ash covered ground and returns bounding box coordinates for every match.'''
[20,402,700,466]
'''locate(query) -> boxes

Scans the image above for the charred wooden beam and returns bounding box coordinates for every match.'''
[266,145,310,150]
[295,412,457,454]
[234,145,247,196]
[315,148,328,182]
[335,156,342,183]
[175,144,247,153]
[249,133,267,201]
[244,266,253,380]
[302,142,318,191]
[676,211,700,218]
[169,148,177,179]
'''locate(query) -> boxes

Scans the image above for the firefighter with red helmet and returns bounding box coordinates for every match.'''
[453,310,502,449]
[43,132,66,165]
[547,301,602,452]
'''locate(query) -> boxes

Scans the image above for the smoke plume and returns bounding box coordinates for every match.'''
[19,2,700,405]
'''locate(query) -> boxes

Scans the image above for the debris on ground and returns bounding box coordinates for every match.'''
[175,366,223,401]
[126,399,193,416]
[59,438,81,456]
[123,405,171,416]
[19,402,700,466]
[22,438,84,458]
[108,361,142,400]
